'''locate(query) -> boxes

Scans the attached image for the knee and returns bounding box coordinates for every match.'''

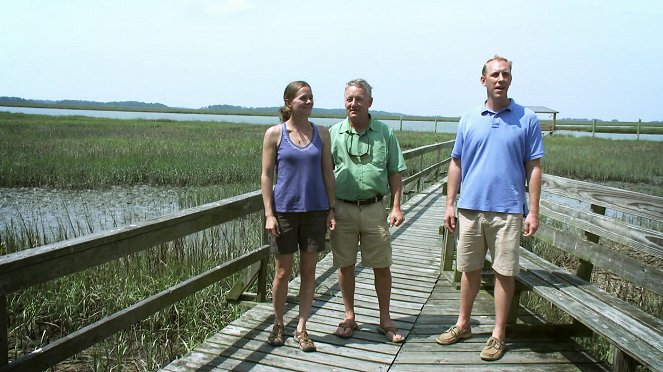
[274,267,291,281]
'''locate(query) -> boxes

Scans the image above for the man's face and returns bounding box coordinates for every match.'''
[481,59,512,100]
[344,85,373,121]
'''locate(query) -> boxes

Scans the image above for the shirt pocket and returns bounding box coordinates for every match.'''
[370,140,387,168]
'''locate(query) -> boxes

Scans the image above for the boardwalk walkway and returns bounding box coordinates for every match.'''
[161,182,607,371]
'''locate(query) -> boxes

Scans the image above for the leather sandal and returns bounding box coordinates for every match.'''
[294,330,316,352]
[377,325,405,343]
[268,323,285,346]
[334,321,358,338]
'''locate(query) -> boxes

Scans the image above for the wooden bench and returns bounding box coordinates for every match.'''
[441,174,663,371]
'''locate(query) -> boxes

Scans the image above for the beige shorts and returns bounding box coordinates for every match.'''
[456,209,522,276]
[330,200,392,268]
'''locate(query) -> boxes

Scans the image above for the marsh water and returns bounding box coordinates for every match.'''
[0,185,235,247]
[0,106,458,133]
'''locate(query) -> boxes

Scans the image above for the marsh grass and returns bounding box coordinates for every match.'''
[4,199,264,370]
[1,112,662,370]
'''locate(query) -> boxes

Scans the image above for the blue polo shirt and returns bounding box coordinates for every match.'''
[451,99,544,214]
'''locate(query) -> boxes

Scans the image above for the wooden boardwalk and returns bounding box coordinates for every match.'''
[161,182,607,371]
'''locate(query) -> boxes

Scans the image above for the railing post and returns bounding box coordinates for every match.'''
[1,295,7,367]
[435,146,441,181]
[613,348,637,372]
[399,116,403,131]
[434,118,438,133]
[577,203,606,281]
[637,119,641,140]
[592,119,596,138]
[417,154,423,192]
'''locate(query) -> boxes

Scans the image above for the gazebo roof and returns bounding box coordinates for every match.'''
[526,106,559,114]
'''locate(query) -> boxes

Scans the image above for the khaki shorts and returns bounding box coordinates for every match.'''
[330,200,392,268]
[269,211,328,255]
[456,209,522,276]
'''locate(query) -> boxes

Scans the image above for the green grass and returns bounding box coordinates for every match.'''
[541,136,663,190]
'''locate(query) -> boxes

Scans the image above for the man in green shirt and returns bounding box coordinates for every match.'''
[329,79,407,343]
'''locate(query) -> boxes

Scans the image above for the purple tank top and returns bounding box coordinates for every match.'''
[273,122,330,213]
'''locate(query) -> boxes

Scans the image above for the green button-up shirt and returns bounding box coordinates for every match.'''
[330,117,407,200]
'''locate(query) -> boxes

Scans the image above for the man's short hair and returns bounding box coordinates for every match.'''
[346,79,373,97]
[482,55,512,76]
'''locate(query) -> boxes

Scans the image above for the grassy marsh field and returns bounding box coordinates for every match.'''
[1,112,662,370]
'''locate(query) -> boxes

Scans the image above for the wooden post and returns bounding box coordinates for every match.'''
[613,348,638,372]
[435,146,441,181]
[577,203,606,281]
[592,119,596,138]
[637,119,641,140]
[399,116,403,131]
[417,154,423,192]
[434,118,438,133]
[0,295,7,367]
[552,113,557,133]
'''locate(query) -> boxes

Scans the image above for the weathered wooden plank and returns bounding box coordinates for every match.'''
[394,349,600,364]
[390,363,608,371]
[540,199,663,258]
[541,174,663,221]
[536,224,663,296]
[517,254,663,370]
[520,249,663,334]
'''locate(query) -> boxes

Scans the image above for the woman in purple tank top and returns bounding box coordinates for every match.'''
[260,81,336,352]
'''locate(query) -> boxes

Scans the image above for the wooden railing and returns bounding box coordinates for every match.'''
[0,140,454,371]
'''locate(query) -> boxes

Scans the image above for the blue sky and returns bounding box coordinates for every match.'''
[1,0,662,121]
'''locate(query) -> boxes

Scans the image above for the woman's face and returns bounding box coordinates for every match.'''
[288,86,314,117]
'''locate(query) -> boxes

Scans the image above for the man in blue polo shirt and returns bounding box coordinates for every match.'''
[436,56,544,361]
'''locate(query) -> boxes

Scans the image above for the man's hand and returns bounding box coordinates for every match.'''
[523,212,539,236]
[443,205,457,232]
[389,207,405,227]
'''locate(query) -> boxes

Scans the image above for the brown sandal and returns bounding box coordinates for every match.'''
[334,321,358,338]
[377,325,405,343]
[294,330,316,352]
[268,323,285,346]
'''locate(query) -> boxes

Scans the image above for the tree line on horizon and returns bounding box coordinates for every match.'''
[0,96,412,119]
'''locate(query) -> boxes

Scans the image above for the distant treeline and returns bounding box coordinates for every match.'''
[0,96,458,121]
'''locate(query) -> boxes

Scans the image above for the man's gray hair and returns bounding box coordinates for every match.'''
[346,79,373,97]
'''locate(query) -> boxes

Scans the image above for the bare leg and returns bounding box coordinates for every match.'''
[297,251,318,333]
[456,268,482,329]
[374,267,393,326]
[272,253,294,327]
[374,266,404,341]
[492,272,514,340]
[338,264,356,323]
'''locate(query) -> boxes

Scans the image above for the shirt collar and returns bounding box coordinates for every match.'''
[481,98,515,115]
[339,114,377,134]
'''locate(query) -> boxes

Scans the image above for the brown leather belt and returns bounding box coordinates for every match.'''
[339,195,384,206]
